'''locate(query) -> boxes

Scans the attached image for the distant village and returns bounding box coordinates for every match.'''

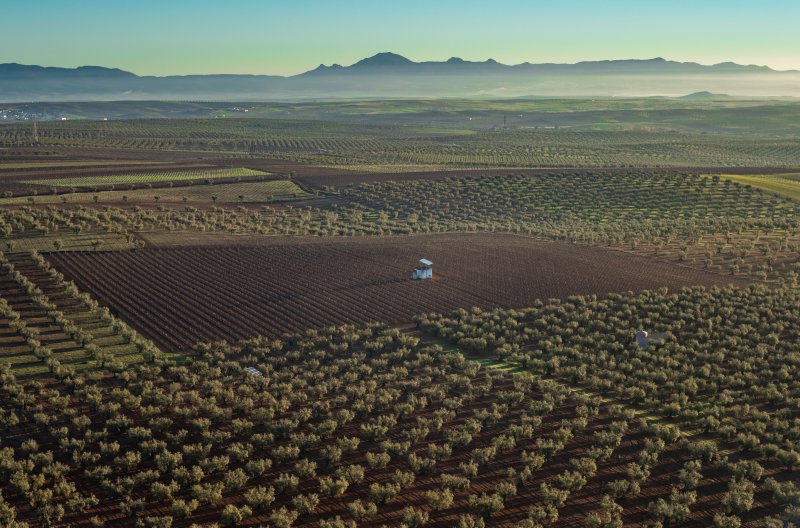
[0,107,70,122]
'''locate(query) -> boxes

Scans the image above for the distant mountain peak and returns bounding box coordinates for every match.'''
[680,90,730,100]
[1,55,796,102]
[353,52,413,67]
[0,63,136,78]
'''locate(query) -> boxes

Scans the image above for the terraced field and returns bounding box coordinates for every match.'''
[0,250,158,376]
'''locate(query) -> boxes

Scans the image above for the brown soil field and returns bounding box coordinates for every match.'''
[46,233,750,352]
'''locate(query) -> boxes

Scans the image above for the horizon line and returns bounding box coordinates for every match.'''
[2,53,798,78]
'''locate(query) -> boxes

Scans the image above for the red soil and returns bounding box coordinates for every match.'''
[46,233,749,352]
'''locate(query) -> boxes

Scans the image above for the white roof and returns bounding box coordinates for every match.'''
[245,366,263,377]
[419,258,433,266]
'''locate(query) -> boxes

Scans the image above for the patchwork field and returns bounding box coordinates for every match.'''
[1,100,800,527]
[46,234,749,352]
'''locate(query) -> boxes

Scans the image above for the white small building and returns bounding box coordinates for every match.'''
[244,366,263,377]
[412,258,433,280]
[635,329,667,349]
[635,330,650,349]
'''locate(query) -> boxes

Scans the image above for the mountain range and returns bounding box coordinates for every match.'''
[2,52,799,101]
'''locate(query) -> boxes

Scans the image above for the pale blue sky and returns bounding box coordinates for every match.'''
[2,0,799,75]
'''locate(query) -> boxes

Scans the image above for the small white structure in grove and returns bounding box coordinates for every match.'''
[635,330,650,349]
[244,366,263,377]
[635,329,668,349]
[412,258,433,280]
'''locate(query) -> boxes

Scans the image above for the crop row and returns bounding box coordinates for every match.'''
[0,324,779,527]
[3,119,800,168]
[417,285,800,482]
[3,170,799,283]
[0,250,158,376]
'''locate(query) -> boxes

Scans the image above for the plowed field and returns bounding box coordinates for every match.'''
[47,234,750,352]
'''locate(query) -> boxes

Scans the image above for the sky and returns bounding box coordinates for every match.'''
[2,0,799,76]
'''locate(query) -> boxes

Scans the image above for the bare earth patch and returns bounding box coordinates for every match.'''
[47,233,750,352]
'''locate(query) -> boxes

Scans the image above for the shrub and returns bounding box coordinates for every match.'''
[291,493,319,516]
[713,513,742,528]
[220,504,252,527]
[722,479,755,514]
[171,499,199,518]
[365,451,391,468]
[347,499,378,519]
[458,514,486,528]
[268,507,298,528]
[401,506,429,528]
[319,476,349,497]
[319,517,356,528]
[244,486,275,510]
[369,482,400,504]
[468,493,504,519]
[426,488,454,510]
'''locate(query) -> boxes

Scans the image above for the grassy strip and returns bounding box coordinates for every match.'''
[21,167,267,187]
[713,173,800,201]
[1,179,310,206]
[0,161,166,170]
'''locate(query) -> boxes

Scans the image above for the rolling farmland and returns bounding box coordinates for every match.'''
[3,117,800,170]
[1,97,800,527]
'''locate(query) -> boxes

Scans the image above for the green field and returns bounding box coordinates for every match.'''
[21,167,268,188]
[714,173,800,201]
[0,179,311,205]
[0,160,165,170]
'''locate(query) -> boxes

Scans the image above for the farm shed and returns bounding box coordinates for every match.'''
[635,329,668,349]
[635,330,650,349]
[412,258,433,280]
